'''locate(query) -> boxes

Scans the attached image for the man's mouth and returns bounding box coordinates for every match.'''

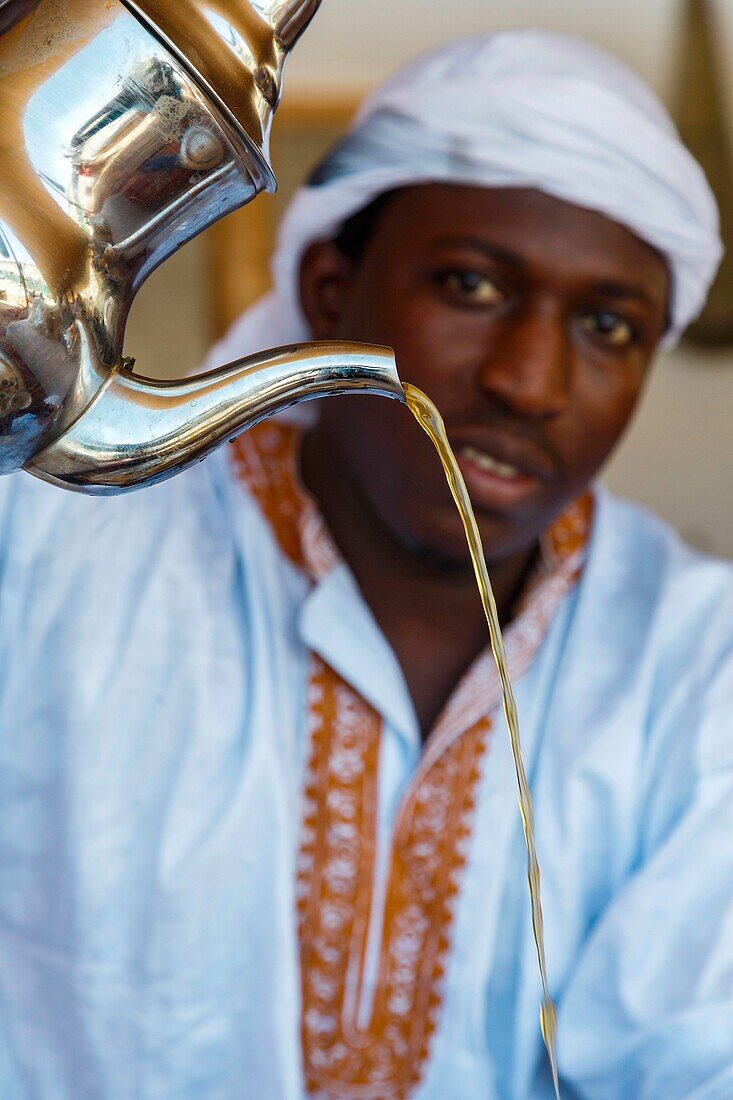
[452,437,552,511]
[459,444,523,481]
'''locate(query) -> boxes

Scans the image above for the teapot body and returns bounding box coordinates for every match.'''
[0,0,404,494]
[0,0,276,473]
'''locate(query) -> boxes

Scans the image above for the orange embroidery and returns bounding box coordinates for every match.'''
[230,423,339,578]
[545,493,594,576]
[229,423,594,1099]
[230,423,306,569]
[298,656,490,1097]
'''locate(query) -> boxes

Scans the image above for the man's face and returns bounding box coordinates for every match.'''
[300,185,670,565]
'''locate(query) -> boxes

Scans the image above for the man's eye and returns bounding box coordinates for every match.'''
[578,311,636,348]
[435,269,505,305]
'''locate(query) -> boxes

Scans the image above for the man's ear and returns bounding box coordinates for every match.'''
[298,240,356,340]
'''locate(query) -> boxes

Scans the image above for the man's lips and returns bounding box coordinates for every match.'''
[450,428,557,480]
[447,429,556,509]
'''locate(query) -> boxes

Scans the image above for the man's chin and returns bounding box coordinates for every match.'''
[407,513,525,571]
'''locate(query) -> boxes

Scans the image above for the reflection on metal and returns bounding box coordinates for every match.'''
[0,0,405,491]
[27,342,404,493]
[676,0,733,346]
[123,0,321,174]
[0,1,42,35]
[266,0,321,49]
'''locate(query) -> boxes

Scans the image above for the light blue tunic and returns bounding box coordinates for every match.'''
[0,451,731,1099]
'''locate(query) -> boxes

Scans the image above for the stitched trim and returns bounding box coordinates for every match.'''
[297,656,490,1098]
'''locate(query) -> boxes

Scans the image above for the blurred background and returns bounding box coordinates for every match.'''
[126,0,733,558]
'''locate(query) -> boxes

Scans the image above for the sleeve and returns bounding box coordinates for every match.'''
[0,469,72,647]
[0,472,37,1097]
[557,644,733,1100]
[0,471,18,579]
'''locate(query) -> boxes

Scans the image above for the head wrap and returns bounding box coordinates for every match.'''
[203,30,722,372]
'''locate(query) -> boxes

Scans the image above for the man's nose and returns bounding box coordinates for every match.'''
[477,302,571,419]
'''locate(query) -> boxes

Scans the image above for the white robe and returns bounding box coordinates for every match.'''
[0,439,731,1100]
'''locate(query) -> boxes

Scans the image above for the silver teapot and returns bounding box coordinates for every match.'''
[0,0,403,493]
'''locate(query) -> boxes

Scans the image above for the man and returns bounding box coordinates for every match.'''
[0,29,731,1100]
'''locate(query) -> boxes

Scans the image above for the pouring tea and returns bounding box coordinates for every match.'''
[0,10,728,1100]
[0,0,403,492]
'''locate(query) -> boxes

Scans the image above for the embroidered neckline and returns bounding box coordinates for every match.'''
[230,422,593,754]
[229,423,593,1098]
[229,421,338,580]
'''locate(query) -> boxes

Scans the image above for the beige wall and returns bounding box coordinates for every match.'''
[125,236,213,385]
[127,0,733,558]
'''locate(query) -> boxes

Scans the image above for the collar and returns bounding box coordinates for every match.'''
[229,422,594,751]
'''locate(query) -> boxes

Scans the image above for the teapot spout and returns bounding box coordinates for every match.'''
[26,343,405,494]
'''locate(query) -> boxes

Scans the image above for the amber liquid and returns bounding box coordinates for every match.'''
[404,384,561,1100]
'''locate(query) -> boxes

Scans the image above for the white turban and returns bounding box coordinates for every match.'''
[204,30,722,372]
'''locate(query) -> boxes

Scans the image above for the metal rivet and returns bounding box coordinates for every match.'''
[179,125,225,172]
